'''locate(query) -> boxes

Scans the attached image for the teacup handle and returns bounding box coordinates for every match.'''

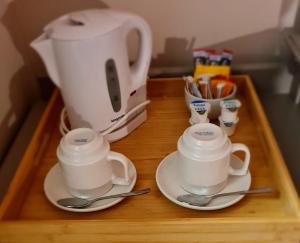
[229,143,250,176]
[107,151,130,185]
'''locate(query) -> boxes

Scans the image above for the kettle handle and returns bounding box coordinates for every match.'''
[124,15,152,91]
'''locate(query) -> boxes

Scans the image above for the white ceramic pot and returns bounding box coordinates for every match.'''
[177,123,250,195]
[57,128,130,198]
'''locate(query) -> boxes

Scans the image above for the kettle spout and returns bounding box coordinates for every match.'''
[30,33,60,87]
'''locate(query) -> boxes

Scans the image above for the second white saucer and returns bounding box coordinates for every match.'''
[44,159,137,213]
[156,151,251,210]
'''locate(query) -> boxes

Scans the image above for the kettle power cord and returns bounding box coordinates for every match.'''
[59,100,151,136]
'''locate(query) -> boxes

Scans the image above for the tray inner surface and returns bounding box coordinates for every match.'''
[2,77,296,220]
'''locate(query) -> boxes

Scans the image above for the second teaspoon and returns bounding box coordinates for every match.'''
[177,187,274,207]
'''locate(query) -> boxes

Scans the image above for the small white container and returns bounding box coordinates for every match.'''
[189,101,210,125]
[220,99,241,123]
[221,109,238,123]
[219,116,239,136]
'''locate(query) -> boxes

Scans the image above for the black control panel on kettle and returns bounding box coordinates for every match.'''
[105,59,121,112]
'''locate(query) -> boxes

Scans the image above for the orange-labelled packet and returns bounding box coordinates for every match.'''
[222,81,234,97]
[211,78,234,98]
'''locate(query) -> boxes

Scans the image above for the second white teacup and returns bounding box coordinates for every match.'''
[177,123,250,195]
[57,128,130,199]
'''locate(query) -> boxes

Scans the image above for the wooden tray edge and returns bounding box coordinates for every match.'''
[0,218,300,241]
[0,90,60,219]
[242,75,300,217]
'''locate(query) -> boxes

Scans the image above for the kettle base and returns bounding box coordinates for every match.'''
[104,110,147,142]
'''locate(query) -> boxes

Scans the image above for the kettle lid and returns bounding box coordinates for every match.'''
[44,9,126,41]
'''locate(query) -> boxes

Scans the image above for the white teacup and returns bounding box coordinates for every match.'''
[177,123,250,195]
[57,128,130,198]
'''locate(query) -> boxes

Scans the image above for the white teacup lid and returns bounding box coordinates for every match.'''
[178,123,230,160]
[57,128,109,164]
[186,123,225,147]
[63,128,102,151]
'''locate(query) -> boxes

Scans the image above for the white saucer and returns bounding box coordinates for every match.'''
[44,159,137,212]
[156,151,251,210]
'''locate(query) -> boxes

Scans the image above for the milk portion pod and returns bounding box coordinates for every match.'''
[220,99,241,123]
[219,99,241,136]
[189,101,211,125]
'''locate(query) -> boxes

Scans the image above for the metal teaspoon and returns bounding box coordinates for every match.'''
[177,187,274,207]
[57,188,151,209]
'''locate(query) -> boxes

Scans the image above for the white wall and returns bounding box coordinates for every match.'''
[0,0,33,161]
[4,0,298,76]
[106,0,283,60]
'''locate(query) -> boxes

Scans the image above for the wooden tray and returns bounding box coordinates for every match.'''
[0,76,299,242]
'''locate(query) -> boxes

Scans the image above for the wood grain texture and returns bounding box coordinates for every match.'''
[0,219,300,242]
[0,76,299,242]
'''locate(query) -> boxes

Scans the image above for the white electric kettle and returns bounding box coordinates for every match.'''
[31,9,152,141]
